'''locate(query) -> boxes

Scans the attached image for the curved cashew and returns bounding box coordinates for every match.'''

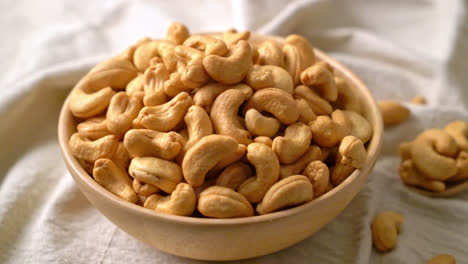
[332,110,372,143]
[300,61,337,101]
[238,142,280,203]
[93,158,137,203]
[182,135,239,187]
[183,105,214,151]
[246,65,294,94]
[69,133,118,163]
[411,95,426,105]
[257,175,313,215]
[216,162,252,190]
[143,63,169,106]
[280,145,323,179]
[371,211,404,252]
[144,183,196,216]
[203,40,252,84]
[106,92,142,137]
[399,160,446,192]
[244,88,299,124]
[255,40,284,67]
[210,88,253,145]
[193,83,250,113]
[175,46,210,88]
[444,120,468,151]
[399,141,413,161]
[378,101,410,127]
[77,116,111,140]
[296,98,317,124]
[310,116,349,147]
[294,85,333,115]
[128,157,183,193]
[123,129,184,160]
[245,109,281,138]
[427,254,456,264]
[133,178,159,196]
[198,186,254,218]
[222,29,250,46]
[302,160,330,198]
[330,154,355,186]
[339,136,367,168]
[69,85,115,119]
[126,73,145,100]
[273,123,312,164]
[283,34,315,85]
[133,40,177,72]
[447,151,468,182]
[254,136,273,147]
[184,35,228,56]
[83,57,138,91]
[166,22,190,45]
[212,144,247,171]
[333,76,361,113]
[410,129,458,181]
[133,92,193,132]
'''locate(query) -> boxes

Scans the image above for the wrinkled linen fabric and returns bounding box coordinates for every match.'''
[1,0,468,263]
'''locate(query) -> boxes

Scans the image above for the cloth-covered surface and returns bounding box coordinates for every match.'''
[1,0,468,263]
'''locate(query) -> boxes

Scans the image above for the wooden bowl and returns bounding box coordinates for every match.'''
[58,33,383,261]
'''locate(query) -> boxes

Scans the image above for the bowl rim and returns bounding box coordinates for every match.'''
[58,34,383,226]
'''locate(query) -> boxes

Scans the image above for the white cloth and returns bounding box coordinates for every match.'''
[1,0,468,263]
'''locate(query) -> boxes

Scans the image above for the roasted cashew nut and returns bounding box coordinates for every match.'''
[175,46,210,88]
[283,34,315,85]
[339,136,367,169]
[69,85,115,119]
[296,98,317,124]
[238,142,280,203]
[333,76,361,113]
[77,116,111,140]
[399,160,446,192]
[203,40,252,84]
[212,144,247,171]
[184,35,228,56]
[183,105,214,150]
[257,175,313,215]
[143,62,169,106]
[371,211,404,252]
[210,88,253,145]
[82,57,138,91]
[166,22,190,45]
[128,157,183,193]
[123,129,184,160]
[106,92,142,137]
[410,129,458,181]
[310,116,349,147]
[193,83,249,113]
[427,254,456,264]
[302,160,330,198]
[332,110,372,143]
[444,120,468,151]
[254,136,273,147]
[198,186,254,218]
[273,123,312,164]
[244,88,299,125]
[164,72,188,97]
[93,158,137,203]
[246,65,294,94]
[216,162,253,190]
[300,61,337,101]
[133,40,177,72]
[378,100,410,127]
[294,85,333,115]
[144,183,196,216]
[255,40,284,67]
[69,133,118,163]
[126,73,145,100]
[245,109,281,138]
[222,29,250,46]
[280,145,323,179]
[133,178,159,196]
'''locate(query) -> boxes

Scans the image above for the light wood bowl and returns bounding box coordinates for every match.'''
[58,33,383,261]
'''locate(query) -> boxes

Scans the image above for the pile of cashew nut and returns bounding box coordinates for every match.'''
[398,120,468,193]
[68,22,373,218]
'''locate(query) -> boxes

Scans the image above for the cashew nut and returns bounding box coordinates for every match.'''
[144,183,196,216]
[254,136,273,147]
[447,151,468,182]
[198,186,254,218]
[143,62,169,106]
[255,40,284,67]
[133,40,176,72]
[238,142,280,203]
[77,116,111,140]
[371,211,404,252]
[427,254,456,264]
[175,45,210,88]
[273,123,312,164]
[332,110,372,143]
[193,83,249,113]
[184,35,228,56]
[330,158,355,186]
[378,100,410,127]
[126,73,145,100]
[212,144,247,171]
[69,85,115,119]
[69,133,118,163]
[93,158,137,203]
[83,57,138,91]
[257,175,313,215]
[339,136,367,169]
[245,109,281,138]
[399,141,413,161]
[294,85,333,115]
[106,92,142,137]
[133,92,193,132]
[444,120,468,151]
[296,98,317,124]
[333,76,361,113]
[283,34,315,85]
[222,29,250,46]
[166,22,190,45]
[244,88,299,124]
[182,135,239,187]
[203,40,252,84]
[410,129,458,181]
[411,95,426,105]
[128,157,183,193]
[133,178,159,196]
[246,65,294,94]
[216,162,252,190]
[280,145,323,179]
[181,105,213,153]
[300,61,337,101]
[123,129,184,160]
[399,160,446,192]
[302,160,330,198]
[164,72,188,97]
[310,116,349,147]
[210,88,253,145]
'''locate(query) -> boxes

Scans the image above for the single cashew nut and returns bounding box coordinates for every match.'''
[210,88,253,145]
[143,63,169,106]
[339,136,367,169]
[182,105,214,153]
[444,120,468,151]
[123,129,184,160]
[212,144,247,172]
[216,162,253,190]
[294,85,333,115]
[427,254,456,264]
[273,123,312,164]
[244,88,299,124]
[399,160,446,192]
[128,157,183,193]
[134,92,193,132]
[203,40,252,84]
[133,178,159,196]
[69,85,115,119]
[332,110,372,143]
[330,158,356,186]
[133,40,176,72]
[198,186,254,218]
[83,57,138,91]
[144,183,196,216]
[222,29,250,46]
[106,92,142,137]
[302,160,330,198]
[246,65,294,94]
[193,83,249,113]
[333,76,361,113]
[77,116,111,140]
[257,175,313,214]
[175,46,210,88]
[93,158,137,203]
[280,145,323,179]
[238,143,280,203]
[300,61,337,101]
[410,129,458,181]
[371,211,404,252]
[182,135,239,187]
[126,73,145,100]
[184,35,228,56]
[296,98,317,124]
[69,133,118,163]
[378,101,410,127]
[310,116,349,147]
[254,136,273,147]
[245,109,281,138]
[255,40,284,67]
[166,22,190,45]
[283,34,315,85]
